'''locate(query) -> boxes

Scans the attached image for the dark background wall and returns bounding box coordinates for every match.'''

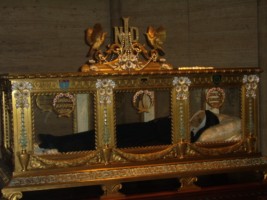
[0,0,266,153]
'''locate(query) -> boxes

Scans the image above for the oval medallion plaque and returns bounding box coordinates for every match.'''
[206,87,225,109]
[133,90,154,113]
[53,93,75,117]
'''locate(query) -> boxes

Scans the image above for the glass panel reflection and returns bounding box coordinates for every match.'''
[189,86,241,143]
[34,93,96,153]
[115,89,172,148]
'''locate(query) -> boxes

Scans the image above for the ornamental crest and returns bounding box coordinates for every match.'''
[81,17,172,72]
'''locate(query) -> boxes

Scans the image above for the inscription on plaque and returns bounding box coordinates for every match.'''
[53,93,75,117]
[206,87,225,109]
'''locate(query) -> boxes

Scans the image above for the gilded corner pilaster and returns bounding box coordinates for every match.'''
[11,81,32,172]
[243,74,259,153]
[96,79,116,164]
[172,76,191,145]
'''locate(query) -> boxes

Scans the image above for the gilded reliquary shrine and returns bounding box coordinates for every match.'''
[0,18,267,199]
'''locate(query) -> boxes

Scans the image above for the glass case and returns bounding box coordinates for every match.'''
[1,18,266,200]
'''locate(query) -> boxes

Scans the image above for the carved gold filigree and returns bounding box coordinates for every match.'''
[81,18,173,72]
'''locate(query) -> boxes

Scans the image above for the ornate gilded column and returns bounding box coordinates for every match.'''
[12,81,32,172]
[243,74,259,153]
[172,76,191,158]
[96,79,116,164]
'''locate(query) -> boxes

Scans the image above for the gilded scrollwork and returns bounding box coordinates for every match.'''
[30,151,99,169]
[113,144,177,162]
[188,140,244,156]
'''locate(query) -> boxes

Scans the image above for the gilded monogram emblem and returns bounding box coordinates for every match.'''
[81,17,172,72]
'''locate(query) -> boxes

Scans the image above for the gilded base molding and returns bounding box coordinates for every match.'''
[5,157,267,188]
[2,156,267,199]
